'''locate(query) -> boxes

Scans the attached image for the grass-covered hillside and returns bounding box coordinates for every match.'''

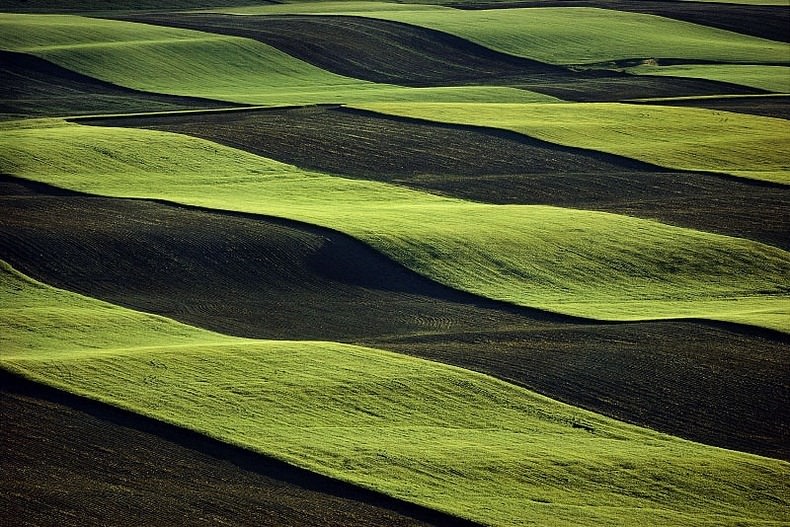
[1,2,788,526]
[3,262,788,527]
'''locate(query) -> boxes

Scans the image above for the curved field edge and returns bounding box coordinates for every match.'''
[112,12,765,104]
[85,105,790,250]
[351,102,790,185]
[1,119,788,331]
[0,14,554,106]
[2,261,788,527]
[211,5,790,65]
[2,177,788,459]
[0,373,474,527]
[627,64,790,94]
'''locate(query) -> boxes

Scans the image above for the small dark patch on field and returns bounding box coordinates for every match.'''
[81,106,790,250]
[2,176,787,460]
[116,14,763,102]
[447,0,790,43]
[0,370,473,527]
[0,50,234,119]
[639,95,790,121]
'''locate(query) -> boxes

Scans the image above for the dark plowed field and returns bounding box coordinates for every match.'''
[451,0,790,43]
[2,177,788,459]
[0,50,233,119]
[0,372,471,527]
[641,95,790,121]
[119,14,763,102]
[81,106,790,251]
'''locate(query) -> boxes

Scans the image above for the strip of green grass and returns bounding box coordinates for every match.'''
[216,4,790,65]
[2,261,788,527]
[354,102,790,184]
[0,14,552,105]
[2,119,788,331]
[628,64,790,93]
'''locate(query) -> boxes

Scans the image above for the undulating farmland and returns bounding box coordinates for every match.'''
[1,1,788,526]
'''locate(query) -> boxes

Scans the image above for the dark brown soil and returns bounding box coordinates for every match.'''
[117,13,764,102]
[2,176,787,460]
[0,0,274,13]
[0,50,234,119]
[639,95,790,120]
[0,370,476,527]
[449,0,790,43]
[80,106,790,251]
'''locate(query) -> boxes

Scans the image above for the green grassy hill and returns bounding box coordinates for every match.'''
[2,3,788,525]
[2,261,788,527]
[0,13,551,105]
[2,119,788,331]
[216,4,789,65]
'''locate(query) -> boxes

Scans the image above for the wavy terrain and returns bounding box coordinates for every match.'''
[448,0,790,43]
[0,49,233,119]
[3,121,788,331]
[0,371,471,527]
[119,13,764,102]
[2,262,788,527]
[2,176,788,459]
[0,13,548,105]
[211,5,789,64]
[356,102,790,184]
[82,105,790,250]
[2,5,788,526]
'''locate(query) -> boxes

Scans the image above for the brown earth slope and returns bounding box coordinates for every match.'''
[0,371,475,527]
[449,0,790,43]
[2,176,787,460]
[0,50,234,120]
[118,13,764,102]
[80,106,790,251]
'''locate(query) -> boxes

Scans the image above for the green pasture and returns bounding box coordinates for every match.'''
[354,102,790,184]
[2,261,788,527]
[628,64,790,93]
[215,4,790,65]
[0,14,551,105]
[2,119,788,331]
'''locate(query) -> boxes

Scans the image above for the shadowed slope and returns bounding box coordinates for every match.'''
[2,176,787,459]
[82,106,790,250]
[0,371,473,527]
[639,95,790,120]
[0,0,273,12]
[0,50,233,119]
[119,13,763,102]
[451,0,790,43]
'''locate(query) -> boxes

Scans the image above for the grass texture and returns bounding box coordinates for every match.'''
[217,5,790,65]
[628,64,790,93]
[1,119,788,331]
[0,14,551,105]
[355,102,790,184]
[2,260,788,527]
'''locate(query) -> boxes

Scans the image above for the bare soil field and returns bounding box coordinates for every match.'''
[639,95,790,120]
[81,106,790,251]
[119,14,764,102]
[451,0,790,43]
[0,50,233,119]
[0,371,471,527]
[2,176,787,459]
